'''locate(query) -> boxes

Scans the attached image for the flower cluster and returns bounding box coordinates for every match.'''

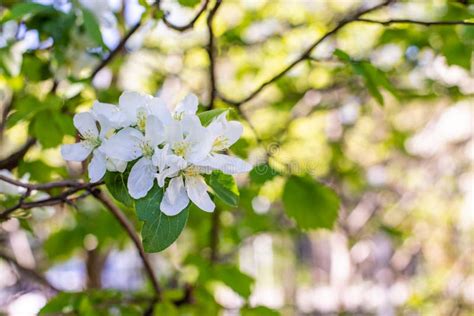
[61,92,252,215]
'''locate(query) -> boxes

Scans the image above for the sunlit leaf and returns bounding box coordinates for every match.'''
[213,265,254,298]
[81,9,105,47]
[208,170,239,207]
[198,109,227,126]
[178,0,200,8]
[282,175,340,230]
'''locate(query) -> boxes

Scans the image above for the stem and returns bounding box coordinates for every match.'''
[91,189,161,299]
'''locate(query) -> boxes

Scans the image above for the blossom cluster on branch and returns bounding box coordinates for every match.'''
[61,91,251,215]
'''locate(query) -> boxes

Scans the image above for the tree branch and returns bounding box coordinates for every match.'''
[90,21,143,79]
[159,0,210,32]
[0,138,36,171]
[217,0,395,106]
[90,189,162,300]
[206,0,222,109]
[0,183,102,221]
[205,0,223,264]
[0,250,59,292]
[354,18,474,26]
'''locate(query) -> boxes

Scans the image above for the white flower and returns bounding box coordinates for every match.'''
[160,166,215,216]
[61,111,125,182]
[60,90,252,214]
[157,115,216,215]
[117,91,169,132]
[201,112,252,174]
[103,116,165,198]
[0,170,29,196]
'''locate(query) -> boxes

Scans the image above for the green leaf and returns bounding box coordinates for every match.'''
[352,62,384,106]
[241,306,280,316]
[135,185,189,252]
[104,171,134,208]
[333,48,351,62]
[178,0,200,8]
[81,9,104,46]
[198,109,227,126]
[153,302,179,316]
[208,170,239,207]
[7,2,53,21]
[334,49,398,106]
[30,110,64,148]
[250,163,280,185]
[52,112,75,136]
[213,265,254,298]
[282,175,340,230]
[40,292,83,315]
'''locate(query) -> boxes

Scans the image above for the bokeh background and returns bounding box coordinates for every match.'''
[0,0,473,315]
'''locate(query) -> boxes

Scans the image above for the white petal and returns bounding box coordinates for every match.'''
[186,127,213,164]
[89,150,107,182]
[165,119,184,144]
[61,142,93,161]
[102,127,143,161]
[119,91,152,125]
[185,175,215,212]
[145,115,165,147]
[222,121,243,148]
[127,157,156,199]
[74,112,98,138]
[92,101,126,130]
[175,93,198,115]
[160,176,189,216]
[106,158,127,173]
[148,97,172,125]
[201,153,252,174]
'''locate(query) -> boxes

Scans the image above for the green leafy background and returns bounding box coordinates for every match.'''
[0,0,473,315]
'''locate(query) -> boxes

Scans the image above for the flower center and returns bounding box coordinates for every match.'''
[140,142,154,158]
[173,141,189,157]
[183,165,200,177]
[213,136,228,150]
[173,111,184,121]
[84,135,101,148]
[137,110,147,132]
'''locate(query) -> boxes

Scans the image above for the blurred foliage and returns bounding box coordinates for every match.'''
[0,0,473,315]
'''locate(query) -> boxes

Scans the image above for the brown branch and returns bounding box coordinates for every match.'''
[217,0,395,106]
[0,176,103,221]
[90,189,161,299]
[205,0,223,264]
[159,0,210,32]
[209,208,220,265]
[354,18,474,26]
[206,0,222,109]
[90,22,143,79]
[0,174,92,190]
[0,250,60,292]
[0,138,36,171]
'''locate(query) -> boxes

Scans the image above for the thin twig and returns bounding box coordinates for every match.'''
[0,250,60,292]
[354,18,474,26]
[90,22,143,79]
[91,189,161,299]
[159,0,210,32]
[209,207,220,265]
[0,174,91,190]
[0,182,102,221]
[0,138,36,171]
[217,0,395,106]
[206,0,223,109]
[206,0,223,264]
